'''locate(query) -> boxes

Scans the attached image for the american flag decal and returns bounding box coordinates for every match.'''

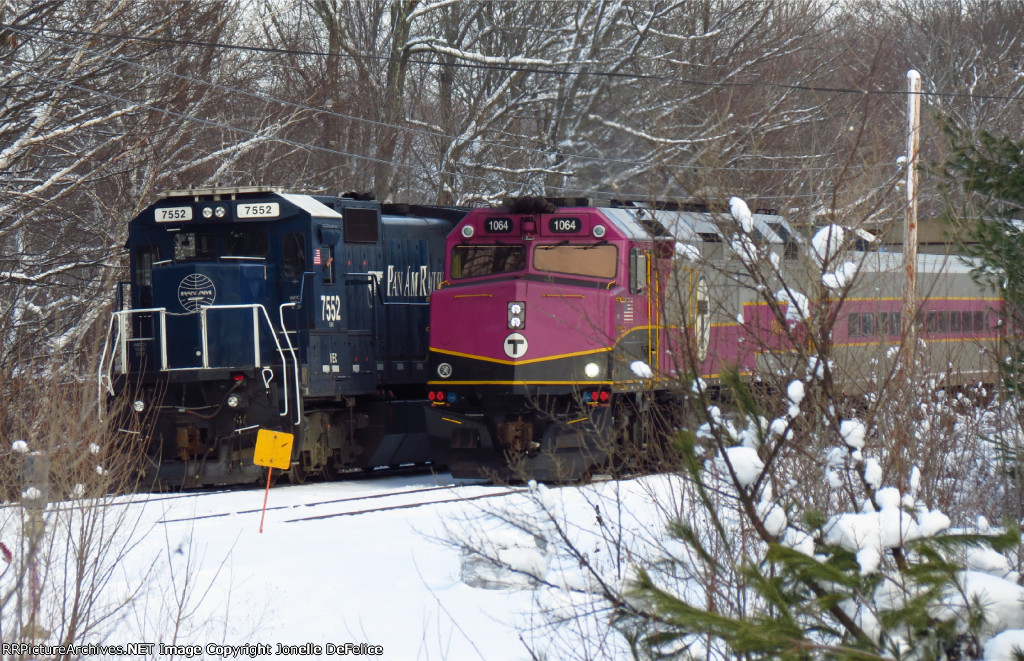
[313,248,321,266]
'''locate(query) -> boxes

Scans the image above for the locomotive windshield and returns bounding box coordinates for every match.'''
[171,229,270,262]
[174,231,217,261]
[451,245,525,279]
[226,229,269,257]
[533,244,617,279]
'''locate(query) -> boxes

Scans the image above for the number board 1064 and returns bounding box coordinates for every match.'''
[484,218,514,234]
[548,217,581,233]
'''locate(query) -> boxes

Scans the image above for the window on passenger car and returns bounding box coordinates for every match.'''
[451,245,525,279]
[282,232,306,279]
[698,233,725,261]
[533,244,617,279]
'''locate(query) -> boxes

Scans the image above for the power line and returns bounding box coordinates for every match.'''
[2,22,894,177]
[0,58,658,200]
[6,55,870,204]
[0,24,908,203]
[6,22,1024,102]
[0,24,748,174]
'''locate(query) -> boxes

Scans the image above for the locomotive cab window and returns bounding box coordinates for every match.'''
[321,245,335,284]
[282,232,306,280]
[226,229,268,258]
[629,248,647,293]
[134,244,160,287]
[174,231,216,261]
[534,244,617,279]
[451,245,525,279]
[766,222,799,259]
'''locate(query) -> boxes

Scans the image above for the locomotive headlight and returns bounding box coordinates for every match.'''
[461,225,475,238]
[214,205,227,218]
[584,362,601,378]
[507,301,525,330]
[593,224,606,238]
[226,394,242,409]
[202,206,214,219]
[132,399,146,413]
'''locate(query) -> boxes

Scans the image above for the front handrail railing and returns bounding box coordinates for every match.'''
[98,303,291,420]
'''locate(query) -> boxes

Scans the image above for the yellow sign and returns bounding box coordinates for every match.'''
[254,430,295,470]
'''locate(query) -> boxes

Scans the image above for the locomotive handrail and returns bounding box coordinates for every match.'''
[272,271,315,426]
[278,302,304,426]
[198,303,292,420]
[98,304,293,421]
[97,307,169,418]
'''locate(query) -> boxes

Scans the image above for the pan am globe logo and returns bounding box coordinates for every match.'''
[178,273,217,312]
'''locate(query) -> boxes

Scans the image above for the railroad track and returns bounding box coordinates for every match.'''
[156,482,525,525]
[283,487,525,523]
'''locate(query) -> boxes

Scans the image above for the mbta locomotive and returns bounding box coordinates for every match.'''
[425,198,1001,481]
[99,187,465,488]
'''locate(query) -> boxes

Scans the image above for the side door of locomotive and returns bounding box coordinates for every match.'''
[337,205,384,394]
[311,222,346,392]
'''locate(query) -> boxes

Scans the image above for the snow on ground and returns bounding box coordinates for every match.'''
[58,473,685,660]
[102,473,543,659]
[5,467,1023,659]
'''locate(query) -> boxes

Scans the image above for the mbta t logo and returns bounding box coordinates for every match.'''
[503,332,529,358]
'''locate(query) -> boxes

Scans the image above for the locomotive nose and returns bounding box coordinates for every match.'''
[151,262,273,370]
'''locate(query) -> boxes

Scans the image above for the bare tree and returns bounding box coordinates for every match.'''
[0,1,274,379]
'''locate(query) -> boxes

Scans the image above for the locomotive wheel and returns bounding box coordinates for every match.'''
[608,402,638,477]
[609,395,660,477]
[288,461,307,485]
[257,467,279,488]
[321,456,339,481]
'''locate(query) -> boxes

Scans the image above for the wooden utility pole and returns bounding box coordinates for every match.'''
[891,70,923,489]
[902,69,921,371]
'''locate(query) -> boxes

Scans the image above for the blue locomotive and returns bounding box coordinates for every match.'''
[99,187,465,488]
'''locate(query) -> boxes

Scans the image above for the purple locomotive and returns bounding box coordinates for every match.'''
[425,197,1001,481]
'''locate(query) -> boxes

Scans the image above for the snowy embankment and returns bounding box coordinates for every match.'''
[95,474,700,659]
[5,466,1024,659]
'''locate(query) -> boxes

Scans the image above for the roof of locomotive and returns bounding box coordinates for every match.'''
[862,249,980,274]
[280,193,342,219]
[468,197,793,244]
[140,187,346,226]
[599,206,790,244]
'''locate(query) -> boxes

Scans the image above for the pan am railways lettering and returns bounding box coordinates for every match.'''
[385,265,443,298]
